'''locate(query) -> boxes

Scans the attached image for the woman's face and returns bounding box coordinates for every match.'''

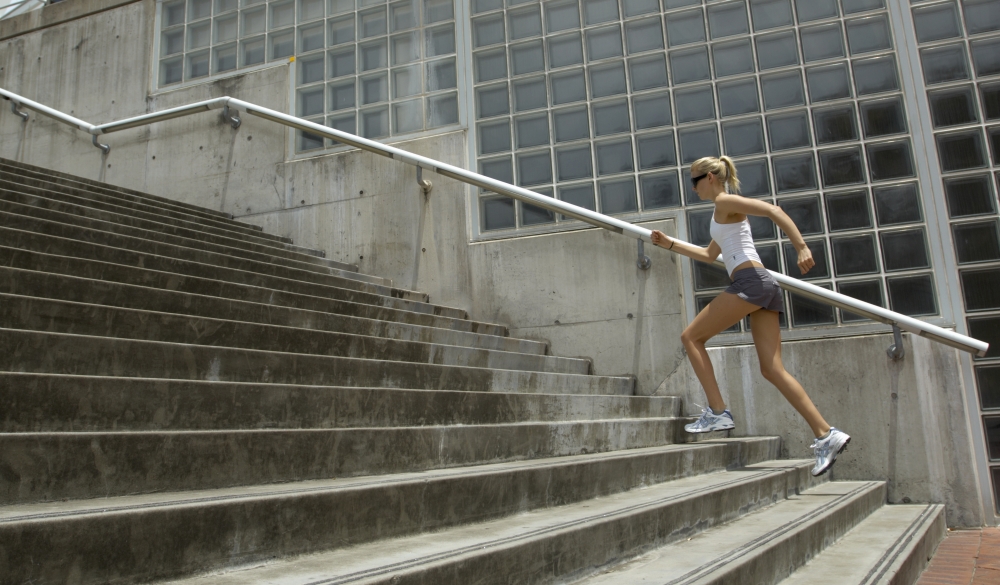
[691,170,712,200]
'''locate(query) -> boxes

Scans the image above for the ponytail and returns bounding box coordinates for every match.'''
[691,155,742,194]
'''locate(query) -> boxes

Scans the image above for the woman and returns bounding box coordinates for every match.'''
[650,156,850,477]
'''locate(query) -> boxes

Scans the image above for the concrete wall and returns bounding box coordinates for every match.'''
[0,0,986,526]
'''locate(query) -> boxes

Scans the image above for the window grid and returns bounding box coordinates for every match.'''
[910,0,1000,513]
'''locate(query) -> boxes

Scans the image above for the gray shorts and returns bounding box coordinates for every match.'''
[725,267,784,313]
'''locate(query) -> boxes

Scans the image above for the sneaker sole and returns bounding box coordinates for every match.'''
[812,436,851,477]
[684,424,736,434]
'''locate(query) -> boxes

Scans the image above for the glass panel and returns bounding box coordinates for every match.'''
[475,49,507,82]
[954,220,1000,264]
[515,114,550,148]
[482,197,517,230]
[298,53,325,84]
[675,85,716,123]
[216,0,238,13]
[623,0,659,18]
[991,419,1000,460]
[298,119,326,151]
[880,229,929,271]
[738,159,772,197]
[584,0,620,25]
[587,26,624,61]
[556,144,594,181]
[887,274,937,317]
[795,0,838,22]
[853,55,898,95]
[472,0,503,13]
[633,94,672,129]
[761,71,805,110]
[819,147,864,187]
[427,92,458,126]
[936,130,987,172]
[360,106,390,138]
[360,73,389,104]
[825,189,872,231]
[641,171,682,209]
[164,0,186,27]
[773,153,817,192]
[779,196,823,234]
[189,0,212,20]
[767,111,811,151]
[970,316,1000,360]
[299,22,325,53]
[636,132,676,169]
[270,0,295,29]
[270,30,295,59]
[522,188,555,226]
[783,240,830,280]
[841,0,882,13]
[548,32,585,68]
[329,0,354,14]
[360,39,388,70]
[694,262,732,290]
[873,183,921,226]
[509,5,542,40]
[980,365,1000,410]
[832,234,878,275]
[722,118,766,156]
[689,208,714,246]
[329,47,355,78]
[860,97,906,137]
[670,47,711,85]
[866,141,914,181]
[749,0,793,31]
[707,2,749,39]
[592,100,631,135]
[912,2,961,43]
[329,79,355,110]
[845,15,890,55]
[480,156,514,186]
[807,63,851,103]
[756,31,799,70]
[241,36,266,66]
[748,215,775,240]
[679,125,721,164]
[161,29,185,57]
[626,18,664,54]
[476,83,510,118]
[945,174,997,217]
[718,78,760,117]
[510,41,545,75]
[596,140,634,175]
[756,244,781,272]
[629,55,669,90]
[242,6,266,35]
[213,43,238,73]
[990,127,1000,165]
[426,57,456,90]
[215,14,238,43]
[964,269,1000,312]
[838,279,884,322]
[479,120,511,154]
[474,14,505,47]
[665,0,699,7]
[589,61,627,98]
[423,0,452,23]
[600,178,638,213]
[160,56,184,85]
[517,150,553,186]
[813,106,858,144]
[971,38,1000,78]
[393,99,423,133]
[328,15,355,45]
[920,44,970,85]
[392,65,420,98]
[667,9,706,47]
[554,107,591,141]
[425,24,455,56]
[390,0,417,31]
[546,0,581,33]
[801,23,844,62]
[551,69,587,104]
[391,32,419,65]
[713,39,755,77]
[559,183,597,213]
[188,21,211,50]
[964,0,1000,35]
[513,77,547,111]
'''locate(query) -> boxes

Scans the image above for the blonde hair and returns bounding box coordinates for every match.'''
[691,156,741,194]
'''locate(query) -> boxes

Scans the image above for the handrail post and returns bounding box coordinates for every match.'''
[222,105,241,129]
[416,166,432,195]
[91,134,110,154]
[636,240,651,270]
[10,101,27,121]
[887,325,905,361]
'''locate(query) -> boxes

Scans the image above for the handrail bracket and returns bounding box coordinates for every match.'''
[92,134,110,155]
[223,105,241,129]
[10,100,28,122]
[636,240,651,271]
[887,324,905,361]
[416,166,432,195]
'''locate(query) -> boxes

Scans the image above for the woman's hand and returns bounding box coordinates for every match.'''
[650,230,672,249]
[796,245,815,275]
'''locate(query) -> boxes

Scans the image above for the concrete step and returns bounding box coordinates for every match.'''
[0,267,540,355]
[0,417,693,503]
[0,204,383,287]
[0,157,253,228]
[0,181,333,262]
[0,373,680,432]
[777,504,945,585]
[0,439,780,585]
[0,294,589,375]
[0,250,503,335]
[575,480,887,585]
[0,329,634,395]
[146,459,821,585]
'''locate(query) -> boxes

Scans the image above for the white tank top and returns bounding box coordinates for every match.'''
[710,217,762,276]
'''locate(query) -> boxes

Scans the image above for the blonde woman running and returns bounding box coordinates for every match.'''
[650,156,851,477]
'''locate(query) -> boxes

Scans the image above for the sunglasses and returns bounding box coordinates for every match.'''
[690,173,708,188]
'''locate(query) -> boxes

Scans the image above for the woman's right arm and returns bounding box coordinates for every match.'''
[650,230,720,264]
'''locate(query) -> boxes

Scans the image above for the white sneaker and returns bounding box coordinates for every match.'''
[684,407,735,433]
[810,428,851,476]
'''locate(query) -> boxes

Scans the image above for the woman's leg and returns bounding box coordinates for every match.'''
[748,309,831,438]
[681,292,758,412]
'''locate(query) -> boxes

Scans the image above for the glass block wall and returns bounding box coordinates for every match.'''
[157,0,461,147]
[908,0,1000,513]
[472,0,939,333]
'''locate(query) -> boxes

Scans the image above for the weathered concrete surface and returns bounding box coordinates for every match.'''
[659,332,984,527]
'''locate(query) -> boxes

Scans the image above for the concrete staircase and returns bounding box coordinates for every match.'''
[0,157,944,585]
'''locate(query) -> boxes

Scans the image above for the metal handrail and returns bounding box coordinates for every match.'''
[0,86,989,358]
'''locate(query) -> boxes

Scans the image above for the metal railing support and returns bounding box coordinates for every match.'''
[10,100,27,121]
[636,240,651,271]
[222,105,241,129]
[887,325,905,361]
[416,166,432,195]
[92,134,110,154]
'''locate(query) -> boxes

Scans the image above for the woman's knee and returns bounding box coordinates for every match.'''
[681,328,703,346]
[759,363,785,382]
